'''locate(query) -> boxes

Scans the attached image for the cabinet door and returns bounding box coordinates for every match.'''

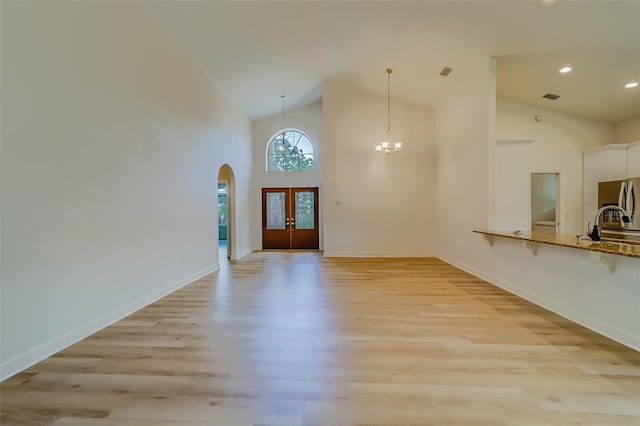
[606,149,628,180]
[627,143,640,178]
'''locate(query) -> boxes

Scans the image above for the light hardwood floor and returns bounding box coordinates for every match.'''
[1,252,639,425]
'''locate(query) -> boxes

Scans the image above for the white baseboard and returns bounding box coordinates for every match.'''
[0,263,219,381]
[231,248,253,260]
[323,251,433,258]
[438,255,640,351]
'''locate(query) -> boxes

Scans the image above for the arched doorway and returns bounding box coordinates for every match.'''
[217,164,236,259]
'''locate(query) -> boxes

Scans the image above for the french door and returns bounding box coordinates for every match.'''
[262,187,319,249]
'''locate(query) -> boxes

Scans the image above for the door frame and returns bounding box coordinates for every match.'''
[218,164,236,259]
[531,171,561,234]
[261,187,319,250]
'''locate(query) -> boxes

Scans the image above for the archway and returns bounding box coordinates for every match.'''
[217,164,236,259]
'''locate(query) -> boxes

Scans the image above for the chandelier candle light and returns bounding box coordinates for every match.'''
[375,68,402,155]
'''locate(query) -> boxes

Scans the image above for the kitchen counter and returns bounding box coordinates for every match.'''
[473,229,640,259]
[469,229,640,349]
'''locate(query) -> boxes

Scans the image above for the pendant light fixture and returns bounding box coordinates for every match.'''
[375,68,402,155]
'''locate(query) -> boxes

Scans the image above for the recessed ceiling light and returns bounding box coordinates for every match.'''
[624,81,639,89]
[558,65,573,74]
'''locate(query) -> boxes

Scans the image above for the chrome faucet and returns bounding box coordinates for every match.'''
[588,205,630,241]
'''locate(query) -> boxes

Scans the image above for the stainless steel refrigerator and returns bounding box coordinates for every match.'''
[598,177,640,240]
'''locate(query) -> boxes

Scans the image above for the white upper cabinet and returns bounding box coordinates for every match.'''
[602,146,629,181]
[627,142,640,178]
[583,146,628,205]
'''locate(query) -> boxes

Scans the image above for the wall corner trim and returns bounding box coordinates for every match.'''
[231,249,253,260]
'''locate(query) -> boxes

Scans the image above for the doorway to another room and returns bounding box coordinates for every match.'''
[531,172,559,234]
[218,164,235,259]
[218,182,228,258]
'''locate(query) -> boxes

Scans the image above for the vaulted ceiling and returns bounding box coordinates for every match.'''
[146,1,639,124]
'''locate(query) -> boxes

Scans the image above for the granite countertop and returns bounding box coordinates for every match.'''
[473,230,640,259]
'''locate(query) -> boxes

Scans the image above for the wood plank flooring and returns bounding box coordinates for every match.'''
[1,252,639,425]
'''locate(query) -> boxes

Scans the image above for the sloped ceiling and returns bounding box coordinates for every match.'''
[146,1,639,124]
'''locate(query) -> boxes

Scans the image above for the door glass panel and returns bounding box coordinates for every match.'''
[266,192,286,229]
[295,192,315,229]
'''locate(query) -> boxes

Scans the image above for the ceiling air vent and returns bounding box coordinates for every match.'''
[543,93,561,100]
[440,67,453,77]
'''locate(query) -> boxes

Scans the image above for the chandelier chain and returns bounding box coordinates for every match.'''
[281,95,285,130]
[387,68,392,140]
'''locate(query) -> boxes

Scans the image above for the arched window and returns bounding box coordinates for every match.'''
[266,129,314,172]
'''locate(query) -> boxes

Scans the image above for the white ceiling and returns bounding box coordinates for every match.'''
[146,1,640,124]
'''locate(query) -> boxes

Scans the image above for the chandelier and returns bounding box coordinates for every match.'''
[375,68,402,155]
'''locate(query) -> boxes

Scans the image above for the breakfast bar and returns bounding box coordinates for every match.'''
[474,229,640,274]
[474,229,640,258]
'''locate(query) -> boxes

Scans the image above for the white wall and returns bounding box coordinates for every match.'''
[322,77,435,257]
[435,58,493,266]
[494,141,531,232]
[0,2,253,379]
[251,101,323,250]
[614,117,640,144]
[496,99,614,234]
[436,58,640,351]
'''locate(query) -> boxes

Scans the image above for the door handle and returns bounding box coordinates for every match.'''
[618,182,626,207]
[624,182,636,223]
[618,182,626,226]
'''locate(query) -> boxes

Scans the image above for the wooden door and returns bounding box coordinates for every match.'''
[262,187,319,249]
[290,187,319,249]
[262,188,291,249]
